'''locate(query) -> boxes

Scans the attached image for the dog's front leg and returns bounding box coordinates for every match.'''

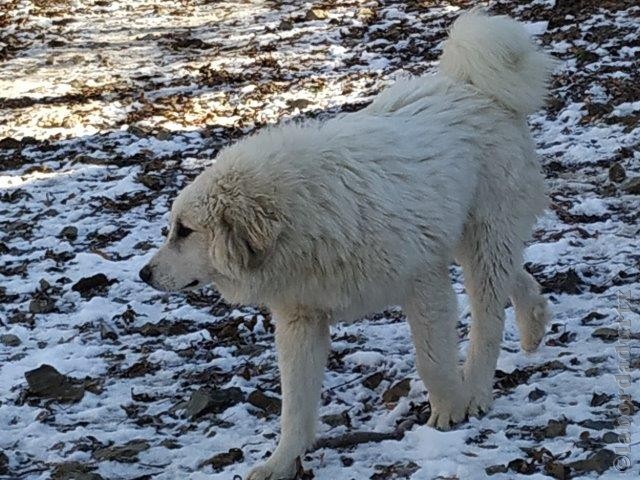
[247,308,330,480]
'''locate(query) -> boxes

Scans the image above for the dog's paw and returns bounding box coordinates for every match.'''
[514,288,550,353]
[518,298,550,353]
[427,394,469,430]
[427,380,495,430]
[246,457,297,480]
[465,383,493,418]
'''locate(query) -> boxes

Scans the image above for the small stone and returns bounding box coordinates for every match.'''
[356,7,376,23]
[528,388,546,401]
[29,297,56,314]
[602,431,620,443]
[155,130,172,141]
[185,387,244,418]
[100,322,118,341]
[362,371,384,390]
[568,449,616,475]
[340,456,354,467]
[544,418,568,438]
[321,410,351,428]
[278,19,293,30]
[0,451,8,475]
[51,462,104,480]
[93,440,149,463]
[71,273,110,298]
[198,448,243,471]
[540,269,583,294]
[0,137,21,150]
[160,438,181,449]
[382,378,411,404]
[485,464,508,475]
[248,390,281,415]
[591,327,618,342]
[287,98,313,110]
[590,392,613,407]
[0,334,21,347]
[138,173,165,191]
[59,226,78,241]
[306,8,327,21]
[544,461,569,480]
[608,163,626,183]
[25,364,85,403]
[621,177,640,194]
[578,419,615,430]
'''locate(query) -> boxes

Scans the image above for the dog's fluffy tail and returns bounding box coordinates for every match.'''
[439,9,555,115]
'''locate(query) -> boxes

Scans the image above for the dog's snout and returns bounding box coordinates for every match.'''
[139,265,153,283]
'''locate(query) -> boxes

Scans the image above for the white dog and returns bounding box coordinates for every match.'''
[140,10,554,479]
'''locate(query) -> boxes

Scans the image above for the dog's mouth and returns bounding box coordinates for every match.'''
[181,279,200,290]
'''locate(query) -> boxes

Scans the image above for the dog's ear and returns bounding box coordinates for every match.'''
[211,192,282,273]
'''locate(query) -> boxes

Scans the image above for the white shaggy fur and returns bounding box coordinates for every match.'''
[141,10,553,480]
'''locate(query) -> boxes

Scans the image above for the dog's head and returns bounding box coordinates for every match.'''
[139,164,283,299]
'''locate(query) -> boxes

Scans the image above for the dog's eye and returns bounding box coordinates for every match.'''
[176,222,194,239]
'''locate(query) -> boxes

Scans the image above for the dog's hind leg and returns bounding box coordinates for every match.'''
[247,307,330,480]
[456,221,518,418]
[511,269,549,352]
[404,263,468,430]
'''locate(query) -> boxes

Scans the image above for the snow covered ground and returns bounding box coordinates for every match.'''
[1,0,639,479]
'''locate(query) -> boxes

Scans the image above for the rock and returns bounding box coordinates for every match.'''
[592,327,618,342]
[321,410,351,428]
[540,269,584,294]
[100,322,118,341]
[0,137,21,150]
[0,334,21,347]
[362,371,384,390]
[247,389,281,415]
[58,226,78,241]
[93,439,149,463]
[278,19,293,30]
[306,8,327,21]
[136,319,193,337]
[608,162,626,183]
[356,7,376,23]
[569,449,616,475]
[545,461,570,480]
[382,378,411,404]
[198,448,243,471]
[185,387,244,418]
[585,367,600,377]
[544,418,568,438]
[507,458,536,475]
[528,388,546,401]
[621,176,640,194]
[486,464,508,475]
[71,273,111,298]
[578,419,615,430]
[155,130,172,141]
[137,173,165,191]
[121,359,159,378]
[371,461,419,480]
[602,431,620,443]
[341,456,354,467]
[590,392,613,407]
[51,462,104,480]
[287,98,313,110]
[0,451,8,475]
[25,364,85,403]
[581,311,607,325]
[29,296,56,314]
[160,438,181,449]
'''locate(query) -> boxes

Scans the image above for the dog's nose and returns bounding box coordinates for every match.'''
[139,265,153,283]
